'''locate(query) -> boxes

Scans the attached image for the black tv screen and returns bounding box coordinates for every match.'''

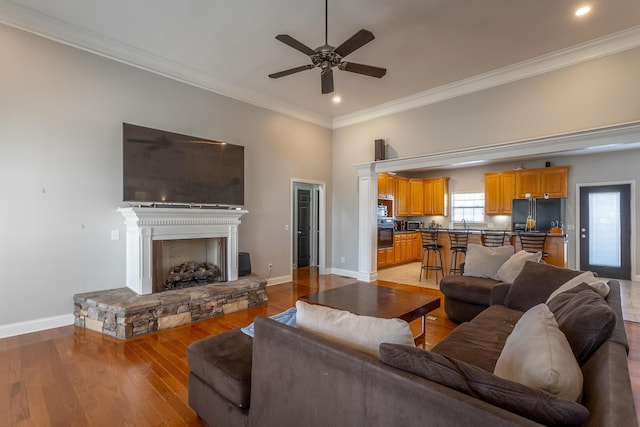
[123,123,244,206]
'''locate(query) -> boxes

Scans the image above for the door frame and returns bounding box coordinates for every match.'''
[291,178,326,275]
[575,180,636,280]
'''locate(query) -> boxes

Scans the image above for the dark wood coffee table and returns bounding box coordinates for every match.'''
[299,282,440,344]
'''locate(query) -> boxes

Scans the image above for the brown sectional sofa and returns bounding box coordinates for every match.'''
[187,264,637,426]
[439,273,504,323]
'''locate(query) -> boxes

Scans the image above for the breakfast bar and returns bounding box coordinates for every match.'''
[378,229,568,270]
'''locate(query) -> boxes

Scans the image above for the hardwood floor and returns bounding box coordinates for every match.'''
[0,269,637,426]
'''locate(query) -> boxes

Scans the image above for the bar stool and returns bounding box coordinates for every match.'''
[419,229,444,284]
[448,230,469,275]
[518,232,547,257]
[481,230,507,247]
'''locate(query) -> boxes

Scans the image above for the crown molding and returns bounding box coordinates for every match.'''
[334,25,640,129]
[2,1,639,130]
[0,1,334,128]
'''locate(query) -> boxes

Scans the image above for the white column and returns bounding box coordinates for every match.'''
[227,225,239,281]
[356,163,378,282]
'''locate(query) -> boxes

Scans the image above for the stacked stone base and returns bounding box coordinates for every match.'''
[73,274,267,339]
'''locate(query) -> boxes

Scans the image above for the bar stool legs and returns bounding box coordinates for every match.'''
[448,230,469,275]
[449,249,465,275]
[418,230,444,284]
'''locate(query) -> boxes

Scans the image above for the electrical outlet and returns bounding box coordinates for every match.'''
[110,230,120,241]
[268,263,273,270]
[340,257,345,263]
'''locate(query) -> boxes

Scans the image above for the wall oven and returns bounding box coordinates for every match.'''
[377,218,394,248]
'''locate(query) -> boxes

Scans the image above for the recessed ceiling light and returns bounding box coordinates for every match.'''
[332,95,342,104]
[575,5,591,16]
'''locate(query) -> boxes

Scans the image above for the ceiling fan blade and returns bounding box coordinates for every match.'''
[321,69,334,94]
[269,64,315,79]
[333,29,375,58]
[339,62,387,78]
[275,34,316,56]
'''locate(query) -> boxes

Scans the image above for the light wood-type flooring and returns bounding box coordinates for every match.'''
[1,268,638,426]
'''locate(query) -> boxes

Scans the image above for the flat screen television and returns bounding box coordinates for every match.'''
[123,123,244,206]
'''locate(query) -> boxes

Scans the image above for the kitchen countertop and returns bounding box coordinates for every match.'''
[394,229,567,237]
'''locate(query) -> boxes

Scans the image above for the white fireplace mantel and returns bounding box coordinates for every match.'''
[118,207,248,295]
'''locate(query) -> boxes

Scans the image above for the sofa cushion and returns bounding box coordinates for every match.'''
[547,284,616,365]
[431,305,522,372]
[463,244,514,280]
[495,250,541,283]
[546,271,610,302]
[504,262,583,312]
[295,300,414,357]
[187,328,253,408]
[494,304,583,401]
[379,344,590,427]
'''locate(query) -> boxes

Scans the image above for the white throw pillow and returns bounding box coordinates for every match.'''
[495,250,542,283]
[546,271,610,303]
[494,303,583,401]
[462,244,514,280]
[295,300,415,357]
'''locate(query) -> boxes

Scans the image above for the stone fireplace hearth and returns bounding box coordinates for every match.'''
[74,275,267,339]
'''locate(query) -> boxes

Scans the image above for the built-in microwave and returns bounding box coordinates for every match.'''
[406,221,422,231]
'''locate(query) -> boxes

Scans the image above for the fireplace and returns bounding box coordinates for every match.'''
[118,207,248,295]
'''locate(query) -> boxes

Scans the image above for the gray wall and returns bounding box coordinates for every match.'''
[0,24,332,326]
[332,47,640,273]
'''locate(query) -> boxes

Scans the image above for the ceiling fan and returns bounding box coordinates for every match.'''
[268,0,387,94]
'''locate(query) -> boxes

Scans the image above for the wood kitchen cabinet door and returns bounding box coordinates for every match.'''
[515,170,541,198]
[485,172,515,215]
[396,177,410,216]
[423,179,434,215]
[432,177,449,216]
[540,166,569,198]
[409,179,424,215]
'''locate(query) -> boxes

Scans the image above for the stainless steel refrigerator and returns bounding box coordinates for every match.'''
[511,198,564,233]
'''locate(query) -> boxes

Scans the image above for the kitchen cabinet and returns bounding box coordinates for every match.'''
[409,179,424,215]
[424,177,449,216]
[540,166,569,198]
[390,176,448,217]
[543,235,568,268]
[377,173,395,199]
[377,247,395,269]
[396,177,410,216]
[394,234,408,264]
[485,172,516,215]
[379,232,421,268]
[515,166,569,198]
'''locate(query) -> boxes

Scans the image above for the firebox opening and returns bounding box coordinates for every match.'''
[152,237,228,293]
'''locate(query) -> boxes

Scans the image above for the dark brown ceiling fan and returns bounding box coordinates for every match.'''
[268,0,387,94]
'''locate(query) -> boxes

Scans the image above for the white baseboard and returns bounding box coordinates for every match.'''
[266,275,292,286]
[0,313,74,339]
[326,267,360,279]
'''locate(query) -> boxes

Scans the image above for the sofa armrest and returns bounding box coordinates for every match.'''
[490,283,512,306]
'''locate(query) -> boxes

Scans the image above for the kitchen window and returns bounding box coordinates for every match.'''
[451,192,485,223]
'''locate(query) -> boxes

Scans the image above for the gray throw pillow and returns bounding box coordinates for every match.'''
[547,285,616,365]
[379,343,590,427]
[504,262,582,312]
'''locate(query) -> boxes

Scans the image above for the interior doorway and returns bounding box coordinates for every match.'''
[577,182,633,279]
[292,180,325,272]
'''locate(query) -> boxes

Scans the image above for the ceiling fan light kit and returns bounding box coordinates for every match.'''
[268,0,387,94]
